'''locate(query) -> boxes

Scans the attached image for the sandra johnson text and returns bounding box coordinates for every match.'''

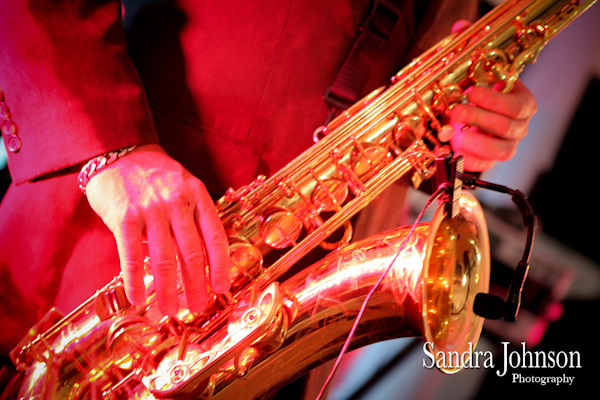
[423,342,582,377]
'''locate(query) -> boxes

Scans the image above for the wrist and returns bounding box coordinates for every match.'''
[77,145,137,194]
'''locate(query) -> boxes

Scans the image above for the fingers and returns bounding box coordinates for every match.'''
[152,183,230,315]
[166,180,231,313]
[449,103,530,141]
[449,83,535,141]
[464,80,537,121]
[111,205,182,315]
[146,214,180,315]
[193,182,232,294]
[86,147,232,315]
[170,201,209,313]
[113,219,146,306]
[444,79,537,171]
[449,124,519,171]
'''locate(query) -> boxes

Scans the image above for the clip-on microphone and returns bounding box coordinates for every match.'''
[435,154,538,322]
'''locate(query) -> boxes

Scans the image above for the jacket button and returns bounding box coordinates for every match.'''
[1,118,15,135]
[0,102,8,119]
[1,119,21,153]
[5,134,21,153]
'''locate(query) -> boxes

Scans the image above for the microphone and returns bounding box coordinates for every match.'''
[460,173,536,323]
[473,293,505,320]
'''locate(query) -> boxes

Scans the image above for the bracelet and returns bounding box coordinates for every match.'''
[77,145,136,194]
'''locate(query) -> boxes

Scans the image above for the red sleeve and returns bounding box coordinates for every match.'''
[0,0,159,185]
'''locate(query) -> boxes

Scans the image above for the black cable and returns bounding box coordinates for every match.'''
[321,172,537,400]
[461,173,538,322]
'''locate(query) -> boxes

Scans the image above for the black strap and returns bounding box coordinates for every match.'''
[324,0,408,115]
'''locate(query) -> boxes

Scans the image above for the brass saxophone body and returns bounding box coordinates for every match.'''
[6,0,596,399]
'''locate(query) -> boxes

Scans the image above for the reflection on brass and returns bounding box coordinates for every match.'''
[7,1,596,399]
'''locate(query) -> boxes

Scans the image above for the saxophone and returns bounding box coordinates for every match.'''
[5,0,596,399]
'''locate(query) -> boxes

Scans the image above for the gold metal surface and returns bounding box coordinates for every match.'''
[5,1,596,399]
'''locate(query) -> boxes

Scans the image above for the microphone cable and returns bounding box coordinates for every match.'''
[313,183,450,400]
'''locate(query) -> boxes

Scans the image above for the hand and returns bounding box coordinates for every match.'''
[85,144,231,315]
[437,20,538,171]
[442,79,537,171]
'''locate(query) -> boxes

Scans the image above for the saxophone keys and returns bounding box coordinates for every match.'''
[412,88,442,131]
[217,175,267,210]
[349,135,392,180]
[317,220,353,251]
[513,14,546,49]
[352,145,391,178]
[393,114,427,148]
[95,280,132,321]
[432,83,463,114]
[229,241,264,289]
[468,48,516,88]
[311,177,348,212]
[146,283,284,397]
[144,344,213,397]
[106,315,160,370]
[261,210,303,249]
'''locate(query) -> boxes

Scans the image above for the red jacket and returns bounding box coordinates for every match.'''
[0,0,478,356]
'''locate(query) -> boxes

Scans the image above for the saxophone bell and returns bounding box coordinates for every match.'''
[146,190,491,398]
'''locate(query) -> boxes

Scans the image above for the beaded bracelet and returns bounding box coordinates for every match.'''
[77,145,136,194]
